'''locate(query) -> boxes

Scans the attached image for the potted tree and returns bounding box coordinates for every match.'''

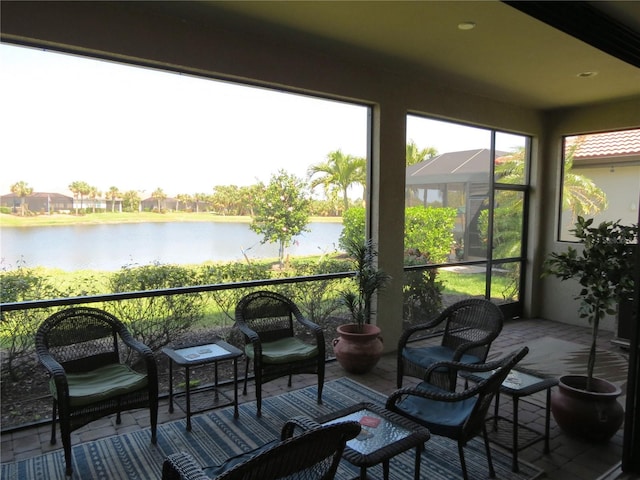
[544,216,637,442]
[332,238,391,374]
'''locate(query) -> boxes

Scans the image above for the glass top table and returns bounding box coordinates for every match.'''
[162,339,243,430]
[317,402,430,480]
[463,366,558,472]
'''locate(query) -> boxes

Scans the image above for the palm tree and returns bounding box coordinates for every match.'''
[10,181,33,216]
[307,149,366,213]
[495,145,607,221]
[106,186,121,213]
[68,181,91,214]
[176,193,192,212]
[122,190,141,212]
[88,186,101,213]
[561,140,608,223]
[194,192,208,213]
[151,187,166,212]
[406,139,438,166]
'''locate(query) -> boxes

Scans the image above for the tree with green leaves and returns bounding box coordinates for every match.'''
[250,170,311,267]
[151,187,167,212]
[561,141,609,224]
[88,185,101,213]
[10,181,33,216]
[495,146,607,221]
[406,139,438,166]
[68,180,91,214]
[176,193,192,212]
[211,185,243,215]
[122,190,141,212]
[308,149,365,213]
[194,192,208,213]
[106,186,121,213]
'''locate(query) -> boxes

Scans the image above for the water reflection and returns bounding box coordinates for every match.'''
[2,221,343,271]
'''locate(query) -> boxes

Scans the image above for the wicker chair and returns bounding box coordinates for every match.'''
[162,416,361,480]
[35,307,158,476]
[235,291,325,416]
[397,298,504,390]
[387,346,529,480]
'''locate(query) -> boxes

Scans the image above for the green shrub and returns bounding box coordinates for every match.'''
[403,250,444,325]
[341,206,456,264]
[199,262,274,325]
[0,266,69,380]
[108,262,205,352]
[283,255,353,324]
[339,207,366,251]
[404,206,456,263]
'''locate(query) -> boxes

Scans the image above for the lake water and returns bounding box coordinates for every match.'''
[1,221,344,271]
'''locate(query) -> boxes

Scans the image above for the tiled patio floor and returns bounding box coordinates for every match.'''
[1,318,635,479]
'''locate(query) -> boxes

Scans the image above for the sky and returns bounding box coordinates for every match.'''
[1,43,524,198]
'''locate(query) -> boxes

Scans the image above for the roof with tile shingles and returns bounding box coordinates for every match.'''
[571,129,640,160]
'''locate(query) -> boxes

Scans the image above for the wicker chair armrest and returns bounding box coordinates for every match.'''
[235,321,261,343]
[451,337,494,361]
[36,350,69,394]
[398,315,446,349]
[119,333,153,356]
[162,452,209,480]
[386,383,479,409]
[294,314,326,356]
[457,356,512,373]
[118,333,158,376]
[423,356,503,381]
[295,314,322,333]
[280,415,323,440]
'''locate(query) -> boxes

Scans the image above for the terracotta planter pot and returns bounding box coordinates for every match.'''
[332,323,383,374]
[551,375,624,443]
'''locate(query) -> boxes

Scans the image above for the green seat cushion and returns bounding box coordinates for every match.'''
[245,338,318,364]
[50,363,148,407]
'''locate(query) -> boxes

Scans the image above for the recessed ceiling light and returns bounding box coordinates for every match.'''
[458,22,476,31]
[577,71,598,78]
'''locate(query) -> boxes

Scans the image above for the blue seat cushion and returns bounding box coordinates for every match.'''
[396,381,478,429]
[402,345,480,370]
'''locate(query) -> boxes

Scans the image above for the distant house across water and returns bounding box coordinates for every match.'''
[0,192,73,214]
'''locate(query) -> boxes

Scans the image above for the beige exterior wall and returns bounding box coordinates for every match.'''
[540,100,640,331]
[559,165,640,240]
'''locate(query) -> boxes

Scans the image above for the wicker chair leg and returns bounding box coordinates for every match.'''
[150,397,159,444]
[287,374,292,387]
[483,424,496,478]
[256,373,262,417]
[458,440,469,480]
[243,360,249,395]
[50,401,57,445]
[61,419,73,476]
[317,364,324,404]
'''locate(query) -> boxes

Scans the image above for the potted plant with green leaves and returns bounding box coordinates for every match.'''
[544,216,637,442]
[332,238,391,374]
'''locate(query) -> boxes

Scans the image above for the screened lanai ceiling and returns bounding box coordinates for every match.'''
[137,0,640,110]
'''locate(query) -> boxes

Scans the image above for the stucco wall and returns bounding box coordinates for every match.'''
[539,100,640,331]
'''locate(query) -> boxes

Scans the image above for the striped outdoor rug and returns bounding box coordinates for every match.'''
[1,377,543,479]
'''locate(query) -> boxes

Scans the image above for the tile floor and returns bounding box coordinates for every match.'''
[1,318,636,479]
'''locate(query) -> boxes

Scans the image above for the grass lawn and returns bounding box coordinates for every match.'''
[0,212,341,227]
